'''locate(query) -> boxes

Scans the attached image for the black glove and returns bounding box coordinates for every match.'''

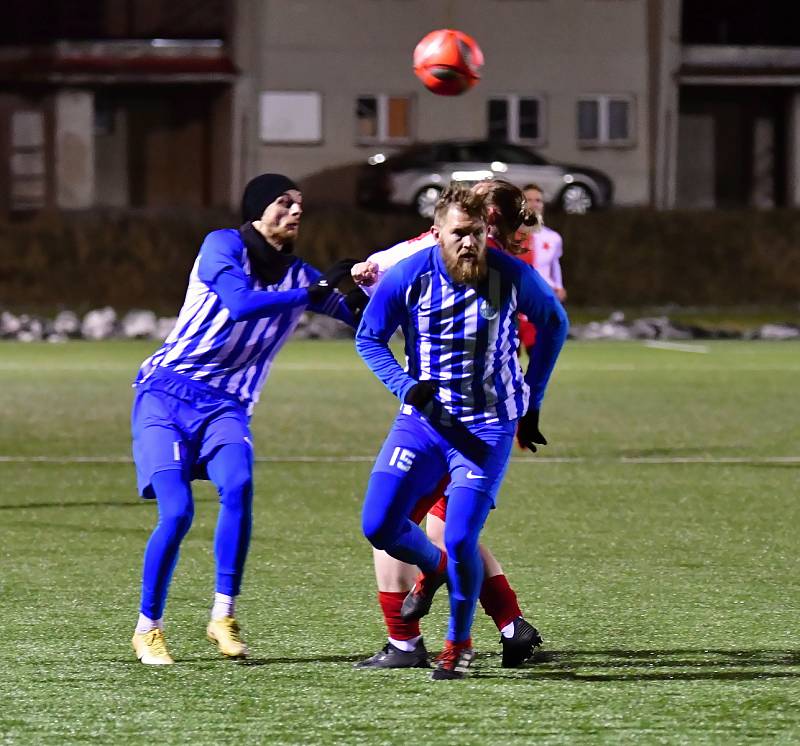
[517,407,547,453]
[343,287,369,319]
[307,259,358,304]
[404,381,438,411]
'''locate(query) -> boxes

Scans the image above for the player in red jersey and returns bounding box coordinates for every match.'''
[352,180,546,669]
[518,183,567,354]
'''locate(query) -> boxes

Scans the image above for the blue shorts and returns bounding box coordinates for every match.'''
[131,370,252,498]
[371,405,516,507]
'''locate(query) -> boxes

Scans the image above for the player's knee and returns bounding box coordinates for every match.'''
[218,468,253,510]
[151,469,194,536]
[445,531,478,561]
[361,471,405,549]
[444,516,480,561]
[160,502,194,537]
[362,512,399,550]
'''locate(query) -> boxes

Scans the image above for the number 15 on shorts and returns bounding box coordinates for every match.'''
[389,446,416,473]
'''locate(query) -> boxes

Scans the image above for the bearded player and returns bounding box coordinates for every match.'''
[357,184,567,679]
[352,181,552,670]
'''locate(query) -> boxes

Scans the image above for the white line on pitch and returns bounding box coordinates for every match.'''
[644,341,710,353]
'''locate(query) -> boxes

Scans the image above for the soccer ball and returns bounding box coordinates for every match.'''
[413,29,484,96]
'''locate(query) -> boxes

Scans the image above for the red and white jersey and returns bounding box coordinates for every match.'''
[524,226,564,291]
[360,230,437,297]
[360,230,510,297]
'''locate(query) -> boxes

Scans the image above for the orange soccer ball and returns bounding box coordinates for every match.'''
[413,29,484,96]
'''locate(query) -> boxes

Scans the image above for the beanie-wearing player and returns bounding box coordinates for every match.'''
[131,174,358,665]
[351,181,546,670]
[357,185,568,679]
[518,183,567,354]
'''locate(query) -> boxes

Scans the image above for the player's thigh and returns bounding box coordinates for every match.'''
[446,420,516,506]
[132,390,193,494]
[371,412,446,499]
[199,407,253,467]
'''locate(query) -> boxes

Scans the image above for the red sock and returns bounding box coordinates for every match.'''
[442,637,472,651]
[436,549,447,574]
[479,574,522,631]
[378,591,421,641]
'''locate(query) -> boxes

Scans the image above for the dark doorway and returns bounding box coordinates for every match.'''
[677,87,788,208]
[94,86,230,209]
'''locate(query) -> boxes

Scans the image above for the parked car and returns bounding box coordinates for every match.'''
[357,140,613,218]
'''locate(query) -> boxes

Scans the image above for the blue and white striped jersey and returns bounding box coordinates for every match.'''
[135,228,353,415]
[356,244,568,424]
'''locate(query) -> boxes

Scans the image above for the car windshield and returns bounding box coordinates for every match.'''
[485,143,548,165]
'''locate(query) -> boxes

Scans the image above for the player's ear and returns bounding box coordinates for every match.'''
[431,224,441,241]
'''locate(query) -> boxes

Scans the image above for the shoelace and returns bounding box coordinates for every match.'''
[145,629,168,657]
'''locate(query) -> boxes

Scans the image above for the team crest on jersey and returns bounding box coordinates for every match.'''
[479,299,499,320]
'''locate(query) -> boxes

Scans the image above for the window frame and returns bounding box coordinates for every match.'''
[487,93,547,146]
[355,93,415,145]
[576,94,636,148]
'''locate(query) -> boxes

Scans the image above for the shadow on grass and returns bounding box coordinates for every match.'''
[0,496,219,510]
[471,648,800,682]
[112,653,367,666]
[113,648,800,680]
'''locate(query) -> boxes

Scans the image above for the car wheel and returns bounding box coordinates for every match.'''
[560,184,594,214]
[414,186,443,219]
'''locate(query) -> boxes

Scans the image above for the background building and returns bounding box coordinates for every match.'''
[1,0,799,214]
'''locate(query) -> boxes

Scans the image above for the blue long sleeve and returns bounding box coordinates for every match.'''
[211,269,309,322]
[516,264,569,409]
[355,270,417,402]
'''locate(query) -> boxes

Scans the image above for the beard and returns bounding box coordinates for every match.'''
[444,251,487,286]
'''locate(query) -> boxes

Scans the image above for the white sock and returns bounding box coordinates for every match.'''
[135,614,162,634]
[211,593,235,620]
[500,620,517,639]
[389,635,422,652]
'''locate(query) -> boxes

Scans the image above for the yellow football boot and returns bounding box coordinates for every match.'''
[207,616,249,658]
[132,628,174,665]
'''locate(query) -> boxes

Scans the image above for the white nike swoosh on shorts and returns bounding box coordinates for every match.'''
[466,470,486,480]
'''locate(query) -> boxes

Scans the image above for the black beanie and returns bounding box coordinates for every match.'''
[241,173,298,223]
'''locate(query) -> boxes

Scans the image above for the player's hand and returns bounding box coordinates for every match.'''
[555,287,567,302]
[404,381,438,411]
[344,287,369,320]
[351,260,379,287]
[517,407,547,452]
[307,259,358,304]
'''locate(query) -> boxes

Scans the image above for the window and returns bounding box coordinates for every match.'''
[356,95,413,144]
[259,91,322,144]
[487,95,545,145]
[10,110,46,211]
[577,95,634,146]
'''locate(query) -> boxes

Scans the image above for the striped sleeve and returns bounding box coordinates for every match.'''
[355,264,417,402]
[515,261,569,409]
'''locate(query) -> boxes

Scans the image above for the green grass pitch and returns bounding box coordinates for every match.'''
[1,339,799,744]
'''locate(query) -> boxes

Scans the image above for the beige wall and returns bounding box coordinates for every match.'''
[233,0,653,205]
[54,89,95,209]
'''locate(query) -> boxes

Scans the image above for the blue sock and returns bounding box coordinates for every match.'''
[443,487,493,643]
[140,469,194,619]
[207,444,253,597]
[362,471,442,573]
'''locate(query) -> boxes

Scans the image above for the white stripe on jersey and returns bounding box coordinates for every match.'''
[135,246,311,414]
[403,259,529,425]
